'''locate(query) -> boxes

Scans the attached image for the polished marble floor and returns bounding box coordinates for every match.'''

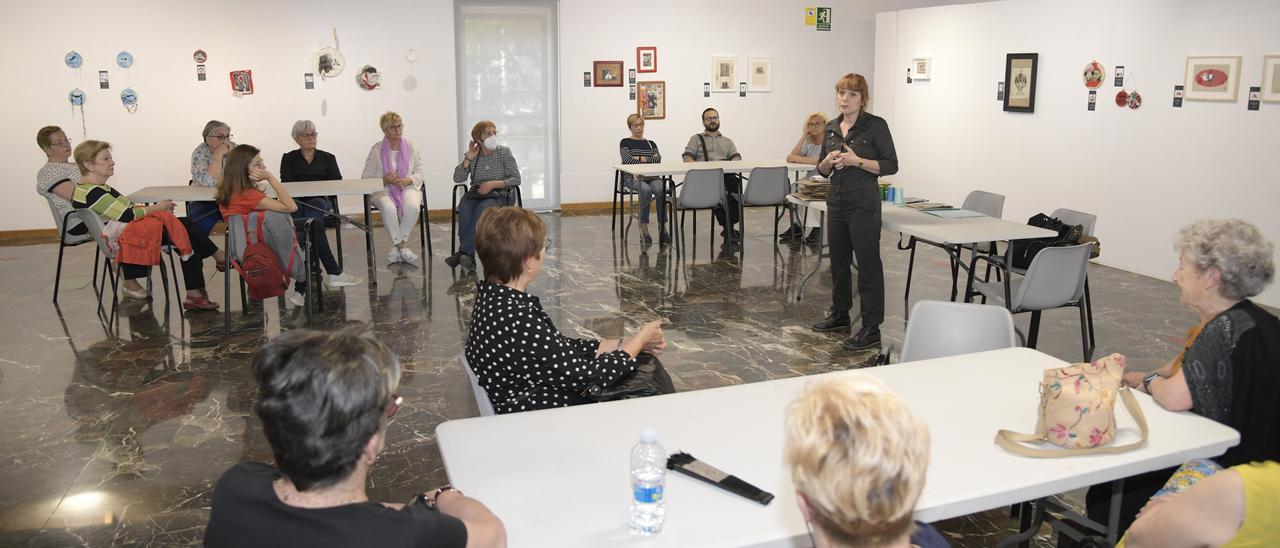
[0,209,1250,546]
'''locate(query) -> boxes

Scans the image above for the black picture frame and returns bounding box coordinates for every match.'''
[1002,53,1039,113]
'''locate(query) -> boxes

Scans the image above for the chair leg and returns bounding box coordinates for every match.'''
[224,231,232,332]
[167,250,184,319]
[333,199,344,270]
[53,237,69,304]
[1078,302,1093,362]
[904,238,918,315]
[1026,311,1042,349]
[92,247,101,294]
[1084,278,1096,354]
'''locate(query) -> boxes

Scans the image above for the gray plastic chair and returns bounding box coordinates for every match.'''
[734,166,790,242]
[899,301,1018,363]
[960,190,1006,254]
[461,354,496,417]
[674,168,725,251]
[903,189,1007,306]
[1005,208,1098,356]
[51,196,98,304]
[965,243,1095,361]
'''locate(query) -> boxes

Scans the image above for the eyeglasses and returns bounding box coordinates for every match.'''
[300,132,318,138]
[211,134,233,142]
[806,122,822,127]
[388,124,405,131]
[50,139,71,147]
[703,116,719,122]
[386,394,403,418]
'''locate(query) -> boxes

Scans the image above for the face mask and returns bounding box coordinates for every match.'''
[483,136,498,150]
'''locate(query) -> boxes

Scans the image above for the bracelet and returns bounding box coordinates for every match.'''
[1142,371,1160,394]
[426,485,461,509]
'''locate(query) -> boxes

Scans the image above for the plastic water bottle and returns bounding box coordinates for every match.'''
[629,428,667,535]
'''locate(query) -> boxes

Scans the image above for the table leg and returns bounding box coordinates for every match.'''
[363,196,376,284]
[795,211,826,301]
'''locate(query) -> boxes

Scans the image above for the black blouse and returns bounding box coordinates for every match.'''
[280,149,342,183]
[818,111,899,189]
[464,282,635,414]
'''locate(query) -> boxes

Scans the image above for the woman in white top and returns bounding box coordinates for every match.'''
[362,112,427,265]
[781,112,828,243]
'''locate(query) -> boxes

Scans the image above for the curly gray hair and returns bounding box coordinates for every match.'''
[291,119,317,140]
[1175,219,1275,301]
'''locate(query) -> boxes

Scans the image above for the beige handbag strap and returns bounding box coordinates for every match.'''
[995,387,1149,458]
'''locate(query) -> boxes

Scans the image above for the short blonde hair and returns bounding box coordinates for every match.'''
[626,113,644,128]
[379,111,403,133]
[73,140,112,176]
[835,73,871,110]
[470,120,497,144]
[784,374,930,546]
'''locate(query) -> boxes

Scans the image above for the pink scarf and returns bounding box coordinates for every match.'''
[380,138,412,220]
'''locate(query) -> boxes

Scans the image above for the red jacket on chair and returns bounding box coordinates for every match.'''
[115,211,193,265]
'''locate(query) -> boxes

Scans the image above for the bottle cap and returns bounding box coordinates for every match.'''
[640,428,658,443]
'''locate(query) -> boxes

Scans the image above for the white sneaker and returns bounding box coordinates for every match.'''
[387,248,403,265]
[398,247,419,264]
[286,289,306,307]
[325,272,362,288]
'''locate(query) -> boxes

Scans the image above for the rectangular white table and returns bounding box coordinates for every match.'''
[436,348,1238,547]
[786,195,1057,306]
[128,179,388,271]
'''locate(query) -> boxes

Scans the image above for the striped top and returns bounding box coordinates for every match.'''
[72,183,146,223]
[453,145,521,189]
[619,138,662,185]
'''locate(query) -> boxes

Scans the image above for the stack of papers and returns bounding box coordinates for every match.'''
[792,180,830,201]
[906,202,953,210]
[924,208,986,219]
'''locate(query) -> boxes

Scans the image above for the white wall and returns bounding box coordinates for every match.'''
[874,0,1280,307]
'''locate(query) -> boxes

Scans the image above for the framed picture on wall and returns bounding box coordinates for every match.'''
[637,47,657,73]
[1259,55,1280,103]
[1183,55,1242,101]
[1002,53,1038,113]
[593,60,624,87]
[747,57,772,92]
[712,56,736,93]
[912,57,932,80]
[637,80,666,120]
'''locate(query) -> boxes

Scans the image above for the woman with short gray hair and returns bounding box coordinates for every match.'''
[188,120,234,237]
[280,120,360,288]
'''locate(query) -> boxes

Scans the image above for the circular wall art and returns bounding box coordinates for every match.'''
[1126,90,1142,109]
[315,47,345,79]
[1082,61,1104,89]
[357,65,382,90]
[193,49,207,63]
[405,49,417,63]
[65,51,83,69]
[68,88,86,106]
[120,87,138,112]
[116,51,134,68]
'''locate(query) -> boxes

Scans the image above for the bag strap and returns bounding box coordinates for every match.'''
[698,134,709,162]
[995,387,1149,458]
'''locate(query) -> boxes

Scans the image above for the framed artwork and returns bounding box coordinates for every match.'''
[637,80,666,120]
[637,47,657,73]
[1002,53,1038,113]
[712,56,736,93]
[1260,55,1280,103]
[747,57,772,92]
[1183,55,1242,102]
[593,60,624,87]
[230,70,254,95]
[912,57,932,80]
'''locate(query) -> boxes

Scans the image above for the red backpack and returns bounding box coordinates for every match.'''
[231,214,295,300]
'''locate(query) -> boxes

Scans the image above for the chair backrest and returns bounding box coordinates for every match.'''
[45,194,91,244]
[900,300,1018,362]
[1050,208,1097,237]
[678,168,725,209]
[742,166,789,206]
[962,190,1005,218]
[1012,243,1094,310]
[74,209,116,260]
[461,354,495,417]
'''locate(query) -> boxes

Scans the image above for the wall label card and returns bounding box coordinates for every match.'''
[629,84,636,100]
[1173,85,1184,107]
[628,69,636,84]
[99,71,109,89]
[305,73,315,90]
[997,82,1004,101]
[197,64,207,81]
[1114,65,1125,87]
[1248,86,1261,110]
[1088,90,1097,111]
[583,71,591,87]
[704,82,710,97]
[739,82,747,97]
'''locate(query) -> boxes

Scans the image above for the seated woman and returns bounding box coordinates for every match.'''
[361,112,426,266]
[204,329,507,548]
[280,120,360,288]
[780,112,827,244]
[215,144,311,307]
[190,120,234,237]
[71,140,220,310]
[1087,219,1279,535]
[619,114,668,245]
[448,120,521,273]
[466,207,665,414]
[35,125,87,238]
[784,374,949,548]
[1122,460,1280,547]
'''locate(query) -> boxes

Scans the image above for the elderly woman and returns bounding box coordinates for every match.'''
[72,140,220,310]
[784,374,948,548]
[280,120,360,288]
[362,112,426,265]
[1122,460,1280,547]
[448,120,521,273]
[34,125,86,237]
[465,207,665,414]
[781,112,829,244]
[1083,219,1279,538]
[189,120,234,237]
[619,114,668,246]
[204,330,506,547]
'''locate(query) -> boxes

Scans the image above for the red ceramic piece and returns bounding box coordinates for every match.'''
[1115,90,1129,107]
[1194,69,1228,87]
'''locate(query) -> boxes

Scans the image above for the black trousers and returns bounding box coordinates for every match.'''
[121,217,217,292]
[827,183,884,327]
[711,174,741,230]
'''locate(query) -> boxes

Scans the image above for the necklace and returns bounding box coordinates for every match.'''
[274,479,368,508]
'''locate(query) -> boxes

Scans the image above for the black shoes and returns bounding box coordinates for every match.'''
[842,325,882,350]
[811,314,852,332]
[444,252,461,268]
[805,228,823,244]
[641,231,653,245]
[660,231,671,245]
[779,224,802,242]
[459,254,476,273]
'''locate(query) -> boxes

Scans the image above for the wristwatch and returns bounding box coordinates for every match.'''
[1142,371,1160,394]
[857,159,865,169]
[426,485,461,509]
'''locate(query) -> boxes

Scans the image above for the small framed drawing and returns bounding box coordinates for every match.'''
[1260,54,1280,103]
[593,60,624,87]
[637,47,657,73]
[712,56,736,93]
[637,80,666,120]
[1183,55,1242,101]
[1002,53,1038,113]
[747,57,772,92]
[912,57,932,80]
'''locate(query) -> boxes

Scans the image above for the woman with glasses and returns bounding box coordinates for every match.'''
[447,120,521,273]
[190,120,235,238]
[619,114,669,246]
[205,330,507,548]
[279,120,360,288]
[34,125,87,237]
[780,112,829,244]
[362,112,427,266]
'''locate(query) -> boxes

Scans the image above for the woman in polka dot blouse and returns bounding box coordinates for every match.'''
[465,207,666,414]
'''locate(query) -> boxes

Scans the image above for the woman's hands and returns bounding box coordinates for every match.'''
[1123,371,1147,391]
[823,144,862,171]
[635,320,666,356]
[250,165,275,183]
[475,180,504,195]
[466,141,481,161]
[144,199,176,215]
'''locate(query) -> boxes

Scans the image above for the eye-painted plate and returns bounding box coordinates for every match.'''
[1082,61,1104,89]
[65,51,83,69]
[1194,69,1228,87]
[116,51,134,68]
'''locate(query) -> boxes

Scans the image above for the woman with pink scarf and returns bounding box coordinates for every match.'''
[362,111,427,265]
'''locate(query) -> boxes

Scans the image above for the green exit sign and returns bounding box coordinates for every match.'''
[816,7,831,31]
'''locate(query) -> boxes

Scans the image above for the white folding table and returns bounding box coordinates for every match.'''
[436,347,1238,547]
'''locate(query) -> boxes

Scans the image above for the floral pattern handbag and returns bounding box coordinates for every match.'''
[996,353,1150,458]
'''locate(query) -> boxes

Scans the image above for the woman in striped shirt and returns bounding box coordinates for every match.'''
[448,120,521,273]
[619,114,668,245]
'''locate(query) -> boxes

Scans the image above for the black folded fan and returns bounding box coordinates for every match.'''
[666,452,774,506]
